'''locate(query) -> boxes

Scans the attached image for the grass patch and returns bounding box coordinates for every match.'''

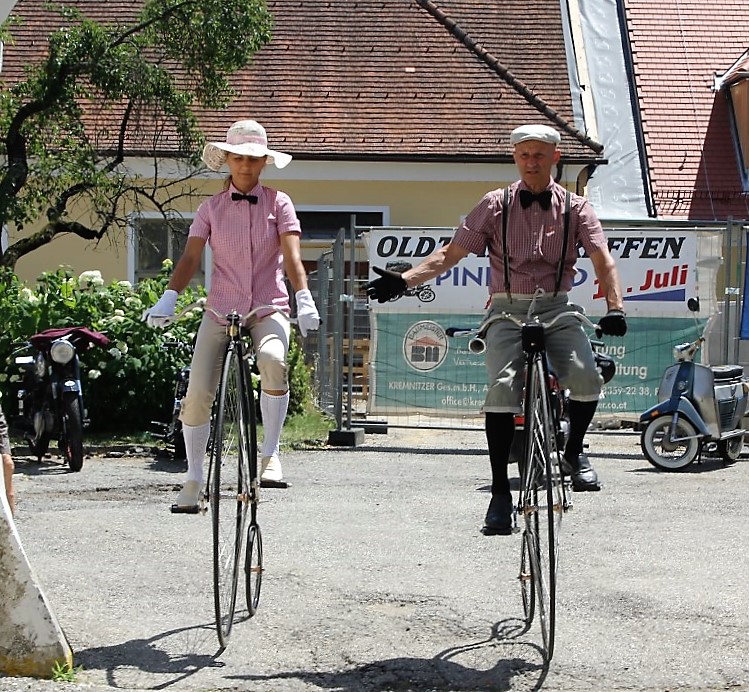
[281,407,336,450]
[51,661,83,682]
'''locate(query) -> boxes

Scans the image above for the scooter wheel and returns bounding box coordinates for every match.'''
[641,416,700,471]
[718,433,745,463]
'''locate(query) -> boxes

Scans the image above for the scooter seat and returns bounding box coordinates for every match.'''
[711,365,744,381]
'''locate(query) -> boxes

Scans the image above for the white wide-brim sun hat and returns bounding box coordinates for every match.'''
[201,120,292,171]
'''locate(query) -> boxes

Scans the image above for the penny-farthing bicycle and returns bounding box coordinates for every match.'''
[449,308,602,661]
[165,301,290,647]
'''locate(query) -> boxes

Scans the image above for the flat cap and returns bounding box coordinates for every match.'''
[510,124,561,146]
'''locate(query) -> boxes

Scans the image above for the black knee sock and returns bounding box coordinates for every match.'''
[485,412,515,496]
[565,399,599,459]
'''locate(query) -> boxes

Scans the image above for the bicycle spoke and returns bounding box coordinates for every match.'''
[212,346,249,647]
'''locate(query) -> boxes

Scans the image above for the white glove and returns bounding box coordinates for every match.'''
[295,289,320,337]
[142,289,179,328]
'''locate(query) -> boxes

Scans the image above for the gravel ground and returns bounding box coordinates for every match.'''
[1,426,748,691]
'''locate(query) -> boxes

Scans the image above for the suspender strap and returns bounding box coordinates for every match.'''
[554,191,571,296]
[502,187,571,300]
[502,186,511,300]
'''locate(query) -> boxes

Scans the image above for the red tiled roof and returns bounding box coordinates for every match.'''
[622,0,749,219]
[3,0,602,163]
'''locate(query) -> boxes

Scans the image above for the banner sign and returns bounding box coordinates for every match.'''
[364,227,703,418]
[364,228,698,318]
[369,312,701,418]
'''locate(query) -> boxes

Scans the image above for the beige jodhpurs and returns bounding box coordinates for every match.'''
[179,311,291,427]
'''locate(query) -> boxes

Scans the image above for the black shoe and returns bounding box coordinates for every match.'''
[482,493,514,535]
[561,453,601,491]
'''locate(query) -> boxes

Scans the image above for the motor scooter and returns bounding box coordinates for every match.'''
[12,326,110,471]
[639,298,748,471]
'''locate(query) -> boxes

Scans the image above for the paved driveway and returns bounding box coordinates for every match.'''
[2,427,748,691]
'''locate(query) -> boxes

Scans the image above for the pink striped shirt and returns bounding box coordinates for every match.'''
[453,180,608,295]
[189,183,301,320]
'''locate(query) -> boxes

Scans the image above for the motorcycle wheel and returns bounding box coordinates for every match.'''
[29,432,51,461]
[641,416,700,471]
[61,393,84,472]
[718,433,745,463]
[173,421,186,461]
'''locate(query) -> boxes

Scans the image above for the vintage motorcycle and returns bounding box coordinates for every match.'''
[12,326,110,471]
[150,338,193,461]
[639,298,748,470]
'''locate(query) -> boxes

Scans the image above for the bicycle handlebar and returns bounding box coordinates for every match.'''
[447,310,603,355]
[161,299,294,327]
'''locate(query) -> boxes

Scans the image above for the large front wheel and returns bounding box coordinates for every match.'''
[641,416,700,471]
[211,345,251,647]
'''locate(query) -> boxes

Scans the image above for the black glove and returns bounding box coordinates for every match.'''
[365,266,408,303]
[598,309,627,336]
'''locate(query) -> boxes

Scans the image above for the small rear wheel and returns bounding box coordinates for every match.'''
[245,523,263,616]
[641,416,700,471]
[519,528,535,626]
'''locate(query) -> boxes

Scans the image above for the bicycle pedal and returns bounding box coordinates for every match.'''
[170,503,200,514]
[260,479,290,489]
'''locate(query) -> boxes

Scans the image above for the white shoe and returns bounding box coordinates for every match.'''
[260,456,283,483]
[174,480,201,508]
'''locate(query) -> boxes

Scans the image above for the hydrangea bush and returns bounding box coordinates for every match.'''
[0,263,314,434]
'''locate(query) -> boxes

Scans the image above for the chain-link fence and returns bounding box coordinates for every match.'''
[304,220,749,439]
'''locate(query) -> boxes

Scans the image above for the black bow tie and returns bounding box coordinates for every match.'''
[518,188,552,210]
[232,192,258,204]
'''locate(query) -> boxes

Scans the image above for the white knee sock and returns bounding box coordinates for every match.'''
[182,422,211,484]
[260,391,289,459]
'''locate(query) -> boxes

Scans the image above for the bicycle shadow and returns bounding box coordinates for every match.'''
[71,616,551,691]
[225,618,550,692]
[73,622,226,689]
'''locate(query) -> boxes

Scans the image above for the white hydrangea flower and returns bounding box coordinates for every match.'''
[88,369,102,380]
[109,347,122,359]
[117,280,132,290]
[125,296,141,308]
[79,270,104,287]
[20,287,40,305]
[115,341,128,354]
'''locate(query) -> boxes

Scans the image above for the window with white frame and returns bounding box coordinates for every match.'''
[296,208,386,239]
[728,78,749,189]
[131,215,204,286]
